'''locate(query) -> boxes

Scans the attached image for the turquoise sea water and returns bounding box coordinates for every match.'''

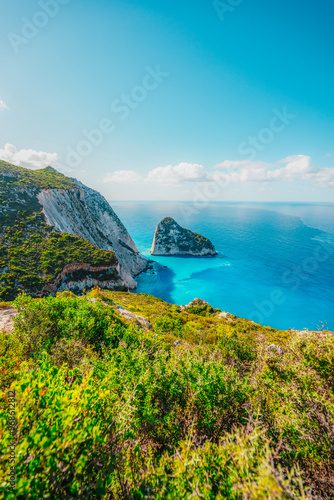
[112,202,334,331]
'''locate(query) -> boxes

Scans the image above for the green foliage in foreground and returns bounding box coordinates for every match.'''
[0,290,334,499]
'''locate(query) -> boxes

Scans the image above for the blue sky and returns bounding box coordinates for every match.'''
[0,0,334,201]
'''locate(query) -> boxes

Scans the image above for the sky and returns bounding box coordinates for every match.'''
[0,0,334,202]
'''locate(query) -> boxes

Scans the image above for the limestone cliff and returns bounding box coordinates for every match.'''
[37,179,148,287]
[40,263,128,296]
[0,161,148,300]
[150,217,217,256]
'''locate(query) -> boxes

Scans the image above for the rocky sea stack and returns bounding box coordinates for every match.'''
[150,217,217,256]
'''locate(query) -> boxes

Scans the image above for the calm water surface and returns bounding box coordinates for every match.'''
[112,202,334,331]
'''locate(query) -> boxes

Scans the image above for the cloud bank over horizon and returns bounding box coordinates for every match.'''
[1,144,333,200]
[102,155,334,190]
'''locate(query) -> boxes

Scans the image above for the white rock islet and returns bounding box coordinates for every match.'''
[150,217,217,257]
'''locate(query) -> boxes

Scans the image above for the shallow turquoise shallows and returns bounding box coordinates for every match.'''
[112,202,334,331]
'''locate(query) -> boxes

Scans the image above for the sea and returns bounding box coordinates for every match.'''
[112,202,334,331]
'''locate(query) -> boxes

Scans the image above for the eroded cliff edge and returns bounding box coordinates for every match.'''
[0,161,148,300]
[38,179,148,287]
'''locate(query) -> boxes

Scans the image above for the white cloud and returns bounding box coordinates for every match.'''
[215,160,266,170]
[103,163,210,186]
[101,156,334,191]
[275,155,313,180]
[104,170,143,184]
[0,99,8,111]
[102,155,334,190]
[147,162,210,185]
[213,155,314,184]
[313,167,334,187]
[0,143,58,169]
[323,153,332,159]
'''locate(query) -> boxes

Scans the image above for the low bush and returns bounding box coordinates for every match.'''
[0,291,333,499]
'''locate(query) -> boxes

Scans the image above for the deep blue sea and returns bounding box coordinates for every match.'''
[112,202,334,331]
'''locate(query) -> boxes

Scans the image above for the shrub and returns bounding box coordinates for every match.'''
[117,426,309,500]
[0,292,333,498]
[13,294,127,360]
[0,358,122,499]
[0,331,25,390]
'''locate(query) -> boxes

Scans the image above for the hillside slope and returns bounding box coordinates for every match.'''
[0,161,148,300]
[1,290,333,499]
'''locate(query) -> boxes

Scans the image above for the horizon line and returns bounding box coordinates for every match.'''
[108,200,334,204]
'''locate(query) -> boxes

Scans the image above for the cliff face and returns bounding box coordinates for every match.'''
[0,161,148,300]
[38,180,148,288]
[41,263,128,296]
[150,217,217,257]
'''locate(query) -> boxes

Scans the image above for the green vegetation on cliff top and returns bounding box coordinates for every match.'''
[0,212,119,301]
[0,162,119,300]
[1,289,333,499]
[0,161,75,190]
[159,217,215,250]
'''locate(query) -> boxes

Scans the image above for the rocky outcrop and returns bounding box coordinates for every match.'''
[115,305,153,331]
[86,298,153,331]
[150,217,217,257]
[180,298,214,313]
[173,339,190,349]
[267,343,284,354]
[180,299,235,322]
[217,312,234,322]
[38,179,148,288]
[40,263,128,297]
[0,307,18,333]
